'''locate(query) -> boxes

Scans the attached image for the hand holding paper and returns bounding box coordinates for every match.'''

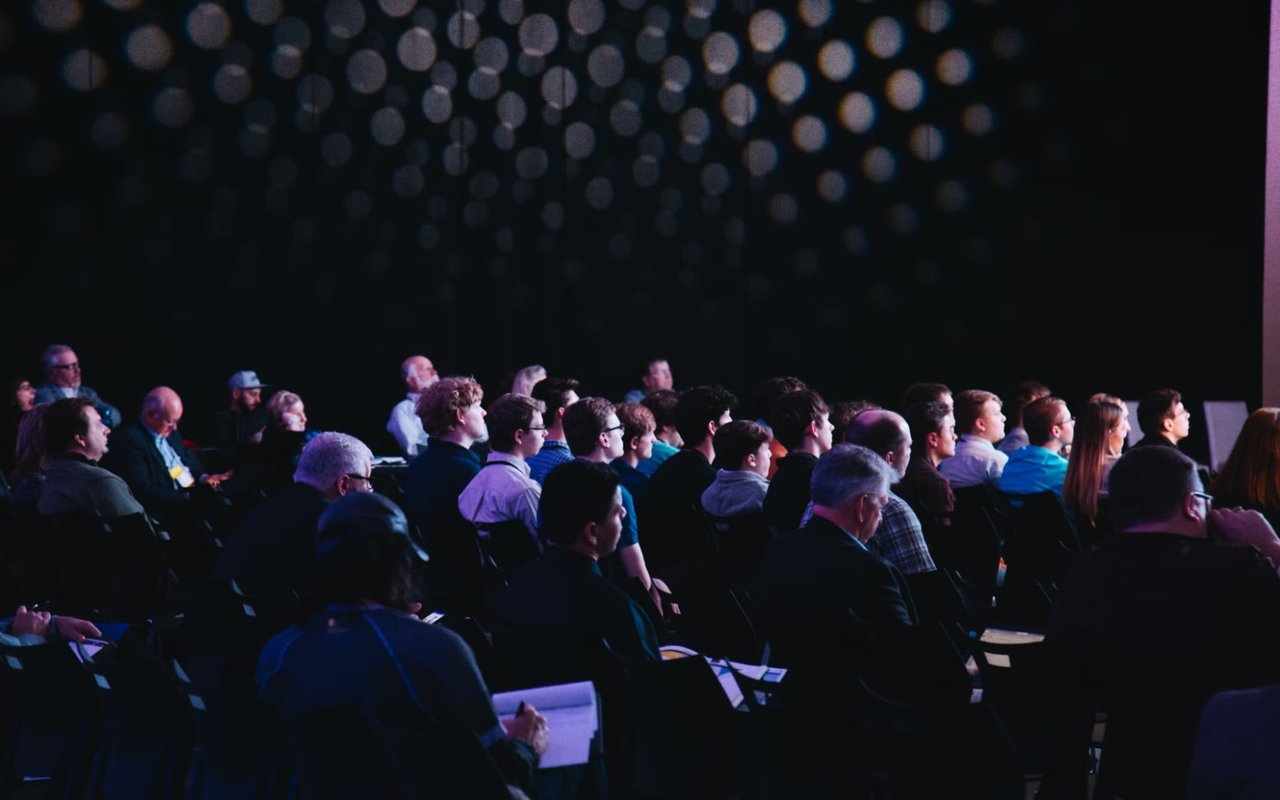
[503,702,549,755]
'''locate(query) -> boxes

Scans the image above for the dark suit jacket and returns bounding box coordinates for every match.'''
[214,482,328,596]
[103,421,206,512]
[763,453,818,533]
[754,515,917,627]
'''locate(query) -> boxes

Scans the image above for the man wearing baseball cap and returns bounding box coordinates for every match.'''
[211,370,270,457]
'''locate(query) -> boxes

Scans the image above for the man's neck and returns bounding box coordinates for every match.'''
[437,431,473,449]
[1035,441,1063,455]
[492,449,524,464]
[1161,432,1181,445]
[926,450,943,467]
[1122,520,1207,539]
[811,506,863,542]
[689,438,714,462]
[578,450,608,464]
[790,438,823,458]
[621,451,640,468]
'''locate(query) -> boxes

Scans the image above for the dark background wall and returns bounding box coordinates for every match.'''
[0,0,1268,461]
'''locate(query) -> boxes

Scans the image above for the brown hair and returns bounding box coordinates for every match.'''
[417,377,484,437]
[1211,408,1280,520]
[1063,399,1126,523]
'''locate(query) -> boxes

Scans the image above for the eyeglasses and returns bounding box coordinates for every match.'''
[51,362,80,371]
[1055,417,1075,426]
[1190,491,1213,508]
[604,424,625,434]
[523,426,548,433]
[346,473,374,491]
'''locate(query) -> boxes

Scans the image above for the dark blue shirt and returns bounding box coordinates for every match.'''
[526,439,573,485]
[404,439,483,522]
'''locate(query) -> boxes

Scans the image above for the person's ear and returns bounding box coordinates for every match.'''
[746,452,758,469]
[628,435,639,452]
[581,520,599,549]
[927,431,940,450]
[513,428,525,447]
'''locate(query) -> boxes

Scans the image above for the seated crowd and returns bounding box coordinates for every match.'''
[4,345,1280,799]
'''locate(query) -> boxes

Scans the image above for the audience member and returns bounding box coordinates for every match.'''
[33,344,121,428]
[940,389,1008,489]
[636,389,682,477]
[701,420,772,517]
[610,402,655,502]
[211,370,270,454]
[403,377,487,531]
[251,389,316,487]
[829,399,879,445]
[998,396,1074,499]
[763,389,833,533]
[902,382,953,411]
[510,364,546,397]
[1,605,101,645]
[37,397,143,519]
[8,405,48,508]
[1134,387,1191,449]
[457,393,546,541]
[755,444,916,626]
[622,357,674,404]
[494,460,661,661]
[1211,407,1280,530]
[526,377,580,485]
[1,376,36,476]
[387,355,437,458]
[844,409,937,574]
[216,432,374,596]
[897,401,957,530]
[999,380,1051,454]
[1063,397,1128,530]
[641,385,737,532]
[748,376,809,479]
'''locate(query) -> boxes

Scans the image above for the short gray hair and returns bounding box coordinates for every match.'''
[41,344,73,369]
[810,444,896,508]
[294,432,373,491]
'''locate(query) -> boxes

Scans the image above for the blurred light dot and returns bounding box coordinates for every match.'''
[475,37,509,74]
[636,26,667,64]
[644,6,671,31]
[447,12,481,50]
[633,155,660,187]
[468,70,500,100]
[246,0,282,25]
[499,0,524,25]
[748,10,786,53]
[568,0,605,35]
[564,121,596,159]
[721,83,757,126]
[844,226,869,254]
[767,61,806,104]
[443,143,469,175]
[886,69,924,110]
[188,3,232,49]
[493,124,515,149]
[889,203,918,234]
[275,17,311,50]
[863,147,895,182]
[657,87,684,114]
[272,44,303,78]
[153,87,194,127]
[962,103,994,134]
[816,170,846,202]
[392,164,424,196]
[325,0,365,39]
[937,49,972,85]
[661,56,692,92]
[297,74,333,113]
[792,116,827,152]
[347,49,387,93]
[449,116,477,147]
[587,44,624,87]
[371,106,405,145]
[62,49,106,92]
[104,0,144,8]
[398,28,437,71]
[936,179,969,211]
[125,25,173,71]
[701,162,729,195]
[909,124,945,160]
[238,123,270,157]
[818,40,854,81]
[702,32,739,76]
[34,0,80,33]
[541,66,577,109]
[839,92,875,133]
[769,194,799,225]
[214,64,252,103]
[378,0,415,18]
[679,108,711,145]
[432,62,458,90]
[916,0,951,33]
[422,85,451,122]
[585,177,613,209]
[744,139,778,176]
[798,0,832,28]
[90,112,129,149]
[866,17,903,59]
[542,202,564,230]
[687,0,714,20]
[520,13,558,56]
[993,28,1025,59]
[321,131,352,165]
[610,99,641,136]
[493,92,526,129]
[515,147,548,179]
[0,76,38,117]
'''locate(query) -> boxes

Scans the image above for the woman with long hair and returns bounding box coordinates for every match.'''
[1212,408,1280,529]
[1063,397,1129,536]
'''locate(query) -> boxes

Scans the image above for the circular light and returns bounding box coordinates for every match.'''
[475,37,509,74]
[701,163,730,195]
[916,0,951,33]
[702,32,739,76]
[886,69,924,111]
[767,61,806,104]
[721,83,757,126]
[62,49,107,92]
[587,44,624,87]
[378,0,416,18]
[516,147,549,179]
[962,104,994,135]
[564,121,596,159]
[497,91,527,127]
[246,0,282,25]
[633,155,660,187]
[567,0,605,35]
[748,10,786,53]
[187,3,232,49]
[909,124,945,160]
[297,74,334,113]
[791,116,827,152]
[397,28,437,72]
[585,177,613,210]
[447,11,481,49]
[866,17,903,59]
[769,194,799,225]
[125,25,173,71]
[325,0,366,39]
[519,13,559,57]
[393,165,425,196]
[34,0,80,33]
[818,40,854,81]
[272,44,303,79]
[936,180,969,211]
[863,147,896,182]
[153,87,194,127]
[661,56,692,92]
[371,107,405,145]
[636,26,667,64]
[213,64,252,104]
[274,17,311,51]
[798,0,832,28]
[421,85,452,123]
[609,99,642,136]
[347,50,387,94]
[499,0,525,25]
[540,66,578,109]
[744,139,778,176]
[838,92,875,133]
[321,132,353,166]
[679,108,711,145]
[937,48,972,85]
[816,170,846,202]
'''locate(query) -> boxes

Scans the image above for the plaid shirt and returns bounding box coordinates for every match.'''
[866,492,936,575]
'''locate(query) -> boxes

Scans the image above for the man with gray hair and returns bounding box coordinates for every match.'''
[34,344,121,428]
[755,444,916,627]
[215,431,375,596]
[387,355,438,458]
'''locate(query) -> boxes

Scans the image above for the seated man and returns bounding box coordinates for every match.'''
[998,380,1051,454]
[387,355,437,458]
[215,432,375,596]
[636,389,682,478]
[1133,387,1191,450]
[998,395,1074,499]
[402,376,487,528]
[755,444,916,627]
[493,460,661,661]
[1046,446,1280,798]
[257,491,547,795]
[610,402,656,503]
[897,401,957,530]
[211,370,270,455]
[701,420,772,518]
[939,389,1008,489]
[526,377,581,485]
[763,389,834,533]
[457,393,546,543]
[38,397,144,519]
[622,357,674,404]
[33,344,121,428]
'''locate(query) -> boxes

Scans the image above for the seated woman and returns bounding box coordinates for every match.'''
[8,405,48,509]
[1211,407,1280,530]
[1062,396,1129,543]
[247,390,318,494]
[1,377,36,476]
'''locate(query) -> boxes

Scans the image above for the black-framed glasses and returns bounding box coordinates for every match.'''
[1055,416,1075,426]
[346,473,374,489]
[523,426,548,433]
[51,362,80,371]
[1190,491,1213,507]
[604,424,625,434]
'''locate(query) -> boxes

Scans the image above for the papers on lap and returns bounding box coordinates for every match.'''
[660,645,788,709]
[492,681,599,769]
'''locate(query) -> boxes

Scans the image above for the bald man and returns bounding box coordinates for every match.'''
[387,355,438,457]
[104,386,232,514]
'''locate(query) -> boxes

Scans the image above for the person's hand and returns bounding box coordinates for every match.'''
[651,577,680,617]
[11,605,51,638]
[502,703,549,755]
[1210,508,1280,560]
[54,615,102,643]
[201,470,234,489]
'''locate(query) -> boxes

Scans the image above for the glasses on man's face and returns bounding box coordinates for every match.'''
[52,362,80,371]
[346,473,374,491]
[604,424,625,435]
[1056,417,1075,426]
[1190,491,1213,509]
[523,426,548,433]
